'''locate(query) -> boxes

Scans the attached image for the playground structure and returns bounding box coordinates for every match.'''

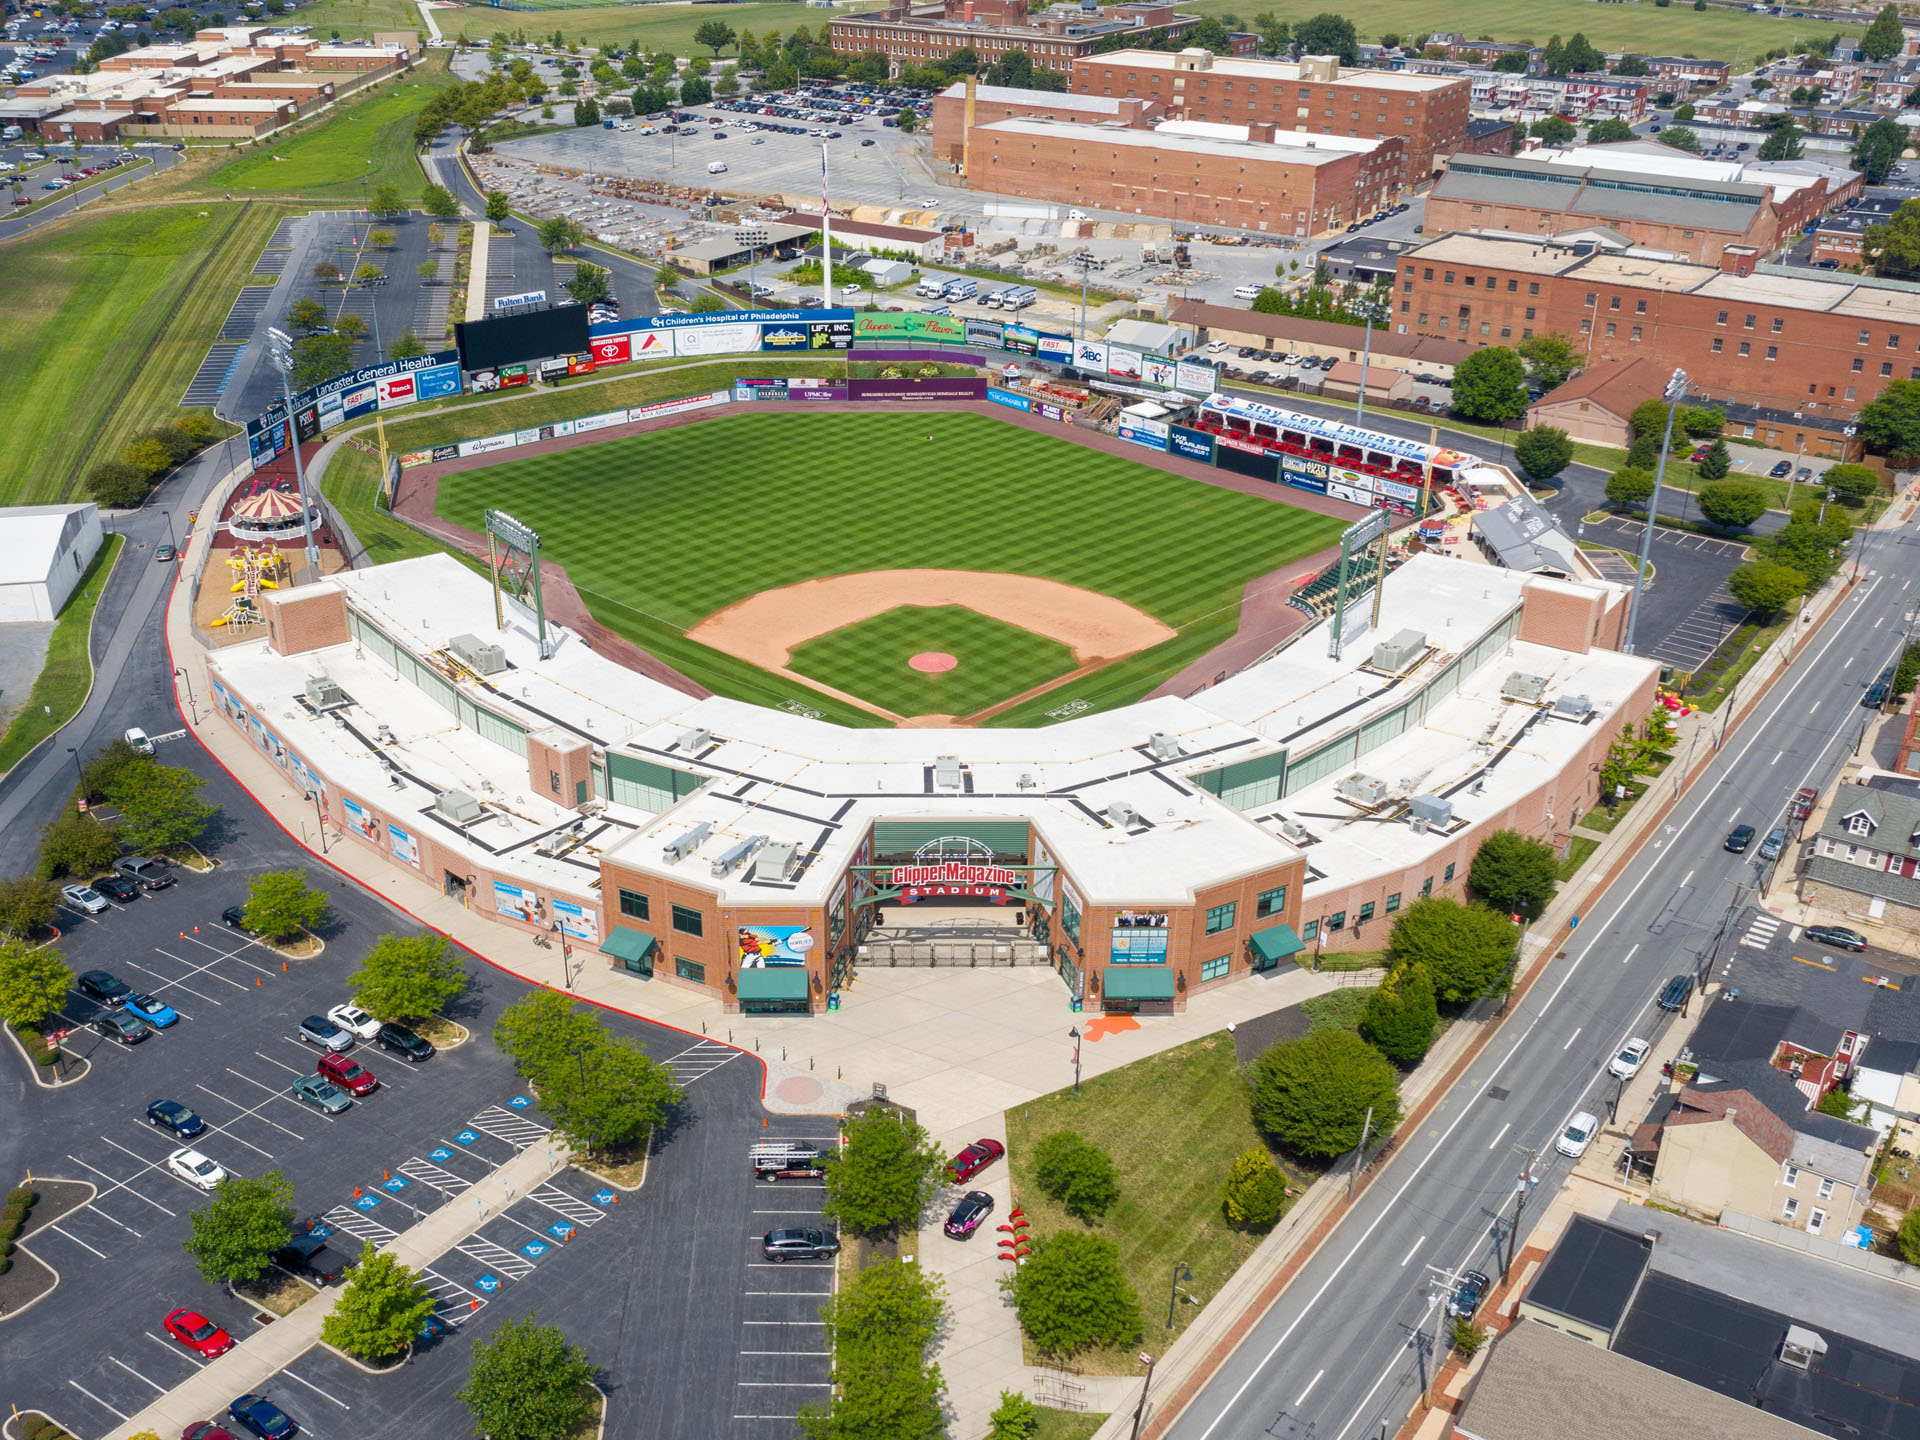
[211,543,288,629]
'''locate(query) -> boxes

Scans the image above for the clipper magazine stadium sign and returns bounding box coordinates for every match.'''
[888,860,1020,904]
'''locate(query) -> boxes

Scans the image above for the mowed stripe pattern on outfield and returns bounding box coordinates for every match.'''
[432,411,1348,636]
[787,604,1080,717]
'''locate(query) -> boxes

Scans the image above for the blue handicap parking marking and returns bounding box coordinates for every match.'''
[456,1130,479,1145]
[521,1240,547,1259]
[354,1194,381,1211]
[430,1147,451,1161]
[383,1176,409,1192]
[475,1274,500,1293]
[548,1222,575,1241]
[508,1095,531,1109]
[593,1190,616,1206]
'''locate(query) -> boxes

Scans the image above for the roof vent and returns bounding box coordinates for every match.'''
[1278,817,1310,844]
[679,727,713,752]
[1148,731,1183,760]
[1780,1326,1828,1372]
[433,789,484,825]
[1501,671,1549,703]
[1106,801,1142,829]
[663,821,713,863]
[1553,693,1594,719]
[1408,794,1454,827]
[1336,772,1388,807]
[711,834,766,878]
[449,633,507,675]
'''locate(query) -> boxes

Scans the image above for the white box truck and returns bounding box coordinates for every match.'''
[915,276,946,298]
[942,278,978,302]
[1001,285,1037,310]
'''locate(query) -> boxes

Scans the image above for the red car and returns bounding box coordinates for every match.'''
[182,1426,239,1440]
[164,1307,235,1357]
[317,1051,378,1095]
[945,1138,1006,1183]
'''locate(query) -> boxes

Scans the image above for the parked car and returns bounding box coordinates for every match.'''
[164,1307,235,1357]
[762,1227,840,1262]
[93,1008,149,1045]
[77,969,132,1005]
[168,1148,226,1190]
[147,1099,205,1137]
[271,1230,354,1284]
[316,1051,378,1096]
[226,1393,296,1439]
[945,1138,1006,1183]
[289,1072,352,1114]
[1554,1110,1599,1158]
[60,883,109,914]
[114,855,174,890]
[296,1015,353,1052]
[375,1021,435,1062]
[1725,823,1755,853]
[1758,827,1787,861]
[326,1003,381,1041]
[943,1190,995,1239]
[1805,924,1867,952]
[154,544,175,562]
[125,725,155,754]
[1768,460,1793,478]
[1608,1037,1650,1080]
[96,874,140,903]
[1446,1268,1490,1317]
[124,992,178,1028]
[1657,973,1694,1012]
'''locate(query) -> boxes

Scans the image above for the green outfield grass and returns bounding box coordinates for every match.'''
[788,604,1079,718]
[433,410,1346,725]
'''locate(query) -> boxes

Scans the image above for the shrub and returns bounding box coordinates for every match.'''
[1249,1029,1402,1159]
[1451,1318,1490,1355]
[1032,1130,1120,1221]
[8,1184,38,1208]
[1359,961,1439,1064]
[1222,1146,1288,1228]
[86,460,150,509]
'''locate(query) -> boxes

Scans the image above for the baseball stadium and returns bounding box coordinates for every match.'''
[204,317,1659,1019]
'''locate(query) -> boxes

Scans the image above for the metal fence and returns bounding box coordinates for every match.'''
[855,940,1050,968]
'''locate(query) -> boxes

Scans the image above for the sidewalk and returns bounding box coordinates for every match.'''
[103,1138,568,1440]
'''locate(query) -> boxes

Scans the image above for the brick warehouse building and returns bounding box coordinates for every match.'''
[1069,48,1471,186]
[929,79,1161,162]
[1393,230,1920,413]
[827,0,1206,77]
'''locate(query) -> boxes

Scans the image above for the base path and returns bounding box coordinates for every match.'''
[685,568,1177,670]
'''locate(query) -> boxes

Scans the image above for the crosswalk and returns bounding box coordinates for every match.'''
[468,1104,552,1149]
[1740,911,1784,949]
[421,1266,488,1323]
[665,1039,746,1084]
[321,1205,399,1246]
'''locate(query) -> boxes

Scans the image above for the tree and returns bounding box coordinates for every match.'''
[1899,1205,1920,1266]
[458,1314,596,1440]
[37,811,122,880]
[1222,1146,1288,1229]
[351,933,468,1022]
[1614,55,1650,77]
[292,332,355,388]
[1494,50,1529,73]
[1673,101,1696,123]
[563,262,612,305]
[368,182,403,218]
[1032,1131,1120,1221]
[0,876,57,939]
[1605,466,1655,510]
[1762,502,1853,588]
[1293,12,1359,64]
[485,190,511,224]
[421,182,460,220]
[799,1259,946,1440]
[537,214,587,255]
[287,296,328,334]
[88,460,150,509]
[78,737,139,802]
[242,869,329,943]
[1385,896,1518,1005]
[1726,559,1808,618]
[1854,117,1907,184]
[1512,332,1576,396]
[1587,117,1634,144]
[679,74,712,106]
[542,1038,683,1156]
[181,1170,294,1285]
[1659,126,1701,153]
[388,328,428,362]
[1360,961,1439,1065]
[321,1244,436,1359]
[822,1105,944,1236]
[1530,115,1576,147]
[1865,198,1920,276]
[312,260,341,284]
[1863,1,1905,60]
[1252,10,1290,55]
[573,94,600,127]
[107,759,216,854]
[335,312,367,343]
[1555,32,1603,74]
[691,292,727,314]
[988,1391,1042,1440]
[1002,1231,1141,1356]
[765,57,798,90]
[1449,346,1529,423]
[1822,462,1883,507]
[1857,377,1920,463]
[1695,438,1731,481]
[1694,478,1768,529]
[1513,425,1573,481]
[1187,16,1235,54]
[0,938,72,1031]
[693,18,737,55]
[1757,121,1805,161]
[1469,830,1559,921]
[1250,1029,1402,1159]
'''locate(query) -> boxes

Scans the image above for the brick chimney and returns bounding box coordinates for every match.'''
[1720,244,1757,276]
[1247,121,1276,143]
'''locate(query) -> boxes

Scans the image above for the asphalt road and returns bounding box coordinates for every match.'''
[1162,513,1919,1440]
[0,145,178,237]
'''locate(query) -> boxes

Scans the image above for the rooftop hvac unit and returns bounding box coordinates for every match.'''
[1106,801,1142,829]
[1553,693,1594,720]
[1779,1326,1828,1372]
[759,840,801,881]
[1501,671,1549,703]
[1408,793,1454,827]
[1147,731,1182,760]
[305,675,348,711]
[1278,818,1310,844]
[1371,629,1427,674]
[679,727,713,752]
[433,789,484,825]
[663,821,713,863]
[1336,772,1388,807]
[934,756,963,789]
[449,633,507,676]
[711,834,767,878]
[534,821,584,856]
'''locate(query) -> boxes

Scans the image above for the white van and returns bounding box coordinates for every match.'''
[1233,283,1264,301]
[707,160,728,174]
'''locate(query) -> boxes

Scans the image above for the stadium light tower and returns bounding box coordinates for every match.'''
[266,326,323,576]
[1622,367,1688,657]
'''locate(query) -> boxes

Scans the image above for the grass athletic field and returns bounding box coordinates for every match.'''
[433,411,1347,726]
[788,605,1079,718]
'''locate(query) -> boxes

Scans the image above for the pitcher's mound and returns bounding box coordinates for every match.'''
[909,651,958,673]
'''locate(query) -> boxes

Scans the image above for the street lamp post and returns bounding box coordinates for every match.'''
[737,225,768,312]
[1165,1260,1193,1331]
[1068,1026,1081,1092]
[1622,367,1688,657]
[159,508,177,555]
[66,746,81,786]
[303,788,328,854]
[173,666,199,725]
[265,326,323,576]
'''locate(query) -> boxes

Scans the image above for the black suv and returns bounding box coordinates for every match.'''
[77,969,131,1005]
[272,1231,355,1285]
[376,1022,435,1062]
[1657,974,1694,1012]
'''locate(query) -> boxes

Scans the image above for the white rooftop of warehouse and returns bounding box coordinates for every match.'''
[207,552,1648,909]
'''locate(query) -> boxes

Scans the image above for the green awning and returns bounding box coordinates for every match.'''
[737,967,810,1001]
[598,927,657,964]
[1249,924,1306,963]
[1101,965,1175,1001]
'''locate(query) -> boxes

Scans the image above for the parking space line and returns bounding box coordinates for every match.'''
[399,1158,475,1194]
[455,1236,536,1279]
[109,1356,169,1393]
[524,1185,606,1227]
[122,955,223,1005]
[46,1223,109,1258]
[265,1044,315,1073]
[205,1074,309,1136]
[144,1106,276,1161]
[490,1209,552,1242]
[146,1330,204,1365]
[152,946,253,990]
[467,1105,552,1148]
[281,1367,353,1409]
[68,1380,128,1420]
[173,932,276,976]
[65,1154,175,1215]
[321,1205,399,1246]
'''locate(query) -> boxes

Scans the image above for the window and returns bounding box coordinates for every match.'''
[1782,1197,1800,1222]
[1609,296,1620,311]
[1630,326,1642,342]
[1529,281,1540,296]
[1385,892,1401,913]
[1300,919,1319,942]
[1772,317,1784,334]
[1421,876,1434,897]
[1860,330,1871,345]
[1739,342,1751,357]
[1358,900,1375,923]
[670,903,703,937]
[1852,356,1864,372]
[1257,885,1288,918]
[1201,954,1231,982]
[1465,274,1476,288]
[1585,292,1597,307]
[1743,314,1755,329]
[618,888,649,920]
[1783,1164,1800,1188]
[1884,362,1895,377]
[1817,1175,1836,1200]
[1327,910,1347,931]
[1605,322,1616,338]
[1636,299,1647,315]
[1205,901,1237,934]
[1444,270,1454,284]
[1525,307,1536,322]
[674,956,705,983]
[1424,266,1433,280]
[1712,337,1723,353]
[1444,862,1456,883]
[1507,278,1518,293]
[1808,1207,1827,1235]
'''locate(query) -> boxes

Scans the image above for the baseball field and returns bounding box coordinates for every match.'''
[432,410,1348,726]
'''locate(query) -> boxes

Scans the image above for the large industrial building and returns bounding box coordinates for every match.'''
[826,0,1209,77]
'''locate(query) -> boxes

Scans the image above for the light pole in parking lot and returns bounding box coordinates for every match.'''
[1352,297,1388,425]
[173,665,198,725]
[736,225,768,311]
[265,326,322,577]
[303,788,328,854]
[1068,1026,1081,1091]
[1622,367,1688,657]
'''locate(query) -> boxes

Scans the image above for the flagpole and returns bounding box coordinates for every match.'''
[821,141,833,310]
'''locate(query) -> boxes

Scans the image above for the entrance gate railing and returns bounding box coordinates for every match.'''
[856,940,1051,967]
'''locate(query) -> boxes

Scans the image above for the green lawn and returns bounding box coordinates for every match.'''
[1557,834,1601,881]
[1004,1033,1291,1375]
[1033,1412,1108,1440]
[439,2,891,54]
[431,410,1347,725]
[1300,987,1377,1033]
[0,204,267,505]
[0,536,124,775]
[787,604,1078,719]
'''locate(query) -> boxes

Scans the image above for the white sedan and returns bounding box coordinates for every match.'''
[168,1148,227,1191]
[1555,1111,1600,1159]
[61,884,109,915]
[327,1003,381,1042]
[1608,1037,1651,1080]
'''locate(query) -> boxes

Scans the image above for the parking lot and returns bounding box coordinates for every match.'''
[1570,513,1750,673]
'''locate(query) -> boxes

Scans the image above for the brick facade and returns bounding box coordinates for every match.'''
[828,0,1197,77]
[929,79,1160,162]
[262,585,350,656]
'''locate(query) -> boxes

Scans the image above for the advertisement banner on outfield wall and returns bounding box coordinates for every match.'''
[1176,361,1219,396]
[1378,476,1422,503]
[574,409,628,434]
[1002,323,1039,356]
[416,362,461,400]
[1107,347,1142,380]
[566,353,597,377]
[1330,465,1377,496]
[1141,355,1176,388]
[852,312,967,344]
[590,333,634,366]
[376,373,419,408]
[676,322,760,356]
[1074,340,1107,372]
[966,317,1005,349]
[846,377,988,402]
[1281,457,1329,494]
[458,433,517,459]
[293,402,321,444]
[433,444,457,462]
[627,390,730,422]
[1037,333,1073,362]
[1038,401,1065,422]
[1328,480,1372,506]
[1117,422,1168,452]
[809,321,853,350]
[1169,426,1215,463]
[987,386,1031,412]
[399,449,433,468]
[633,330,674,361]
[759,323,811,351]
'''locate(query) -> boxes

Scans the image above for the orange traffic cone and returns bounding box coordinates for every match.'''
[353,1187,363,1198]
[255,977,262,987]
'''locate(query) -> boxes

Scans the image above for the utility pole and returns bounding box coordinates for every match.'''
[1354,297,1386,424]
[1128,1352,1157,1440]
[1419,1265,1464,1408]
[1503,1148,1538,1283]
[1349,1105,1373,1198]
[1623,367,1688,656]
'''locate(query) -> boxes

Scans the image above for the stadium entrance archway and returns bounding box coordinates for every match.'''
[847,823,1056,971]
